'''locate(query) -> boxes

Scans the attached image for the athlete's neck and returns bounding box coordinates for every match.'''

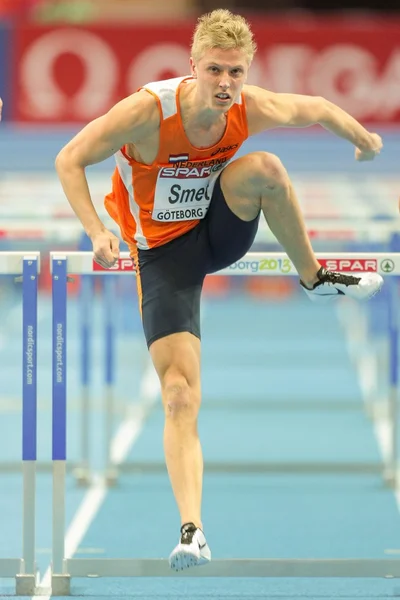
[180,81,227,131]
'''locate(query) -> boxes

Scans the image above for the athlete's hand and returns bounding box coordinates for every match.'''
[355,133,383,161]
[91,229,120,269]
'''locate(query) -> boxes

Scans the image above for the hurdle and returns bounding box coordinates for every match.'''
[50,250,399,595]
[65,220,399,486]
[77,223,399,485]
[0,252,40,596]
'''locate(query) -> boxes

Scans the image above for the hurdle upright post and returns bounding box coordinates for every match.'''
[75,274,93,485]
[103,276,118,485]
[19,257,39,592]
[385,233,400,487]
[75,233,94,485]
[15,255,39,595]
[51,256,71,595]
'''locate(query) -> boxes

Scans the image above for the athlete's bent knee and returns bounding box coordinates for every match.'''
[162,372,200,421]
[245,151,289,192]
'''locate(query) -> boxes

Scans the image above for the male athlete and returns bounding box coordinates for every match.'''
[55,9,383,571]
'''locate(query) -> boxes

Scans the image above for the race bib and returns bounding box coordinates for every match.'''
[152,159,228,222]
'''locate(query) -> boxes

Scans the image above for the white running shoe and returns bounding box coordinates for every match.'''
[169,522,211,571]
[301,267,383,303]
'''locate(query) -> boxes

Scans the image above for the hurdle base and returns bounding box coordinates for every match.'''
[105,467,119,487]
[15,574,36,596]
[51,574,71,596]
[72,466,92,487]
[383,467,399,489]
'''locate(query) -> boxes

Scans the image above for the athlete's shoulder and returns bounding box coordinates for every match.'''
[142,75,190,93]
[141,75,191,120]
[242,84,275,109]
[242,85,284,135]
[107,89,160,143]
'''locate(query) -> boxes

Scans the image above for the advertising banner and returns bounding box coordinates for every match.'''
[11,19,400,124]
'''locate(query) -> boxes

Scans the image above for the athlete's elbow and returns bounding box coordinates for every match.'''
[55,148,67,174]
[55,146,84,175]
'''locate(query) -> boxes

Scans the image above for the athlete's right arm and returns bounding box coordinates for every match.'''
[55,91,159,267]
[0,97,3,120]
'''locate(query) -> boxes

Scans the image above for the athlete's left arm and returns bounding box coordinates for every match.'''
[244,85,382,161]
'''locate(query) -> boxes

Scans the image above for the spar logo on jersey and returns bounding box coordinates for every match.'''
[160,157,227,180]
[318,259,377,272]
[161,166,215,179]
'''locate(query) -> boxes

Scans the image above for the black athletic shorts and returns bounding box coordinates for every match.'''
[136,175,260,348]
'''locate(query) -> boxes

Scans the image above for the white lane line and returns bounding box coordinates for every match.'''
[337,301,396,480]
[110,362,159,465]
[32,357,160,598]
[37,476,107,595]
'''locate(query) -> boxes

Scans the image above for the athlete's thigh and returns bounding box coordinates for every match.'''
[204,160,260,273]
[137,226,208,348]
[219,153,266,221]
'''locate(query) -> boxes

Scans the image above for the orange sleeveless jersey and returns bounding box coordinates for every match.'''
[104,76,249,251]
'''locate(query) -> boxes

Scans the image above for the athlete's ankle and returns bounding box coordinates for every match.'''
[181,519,202,530]
[300,267,321,290]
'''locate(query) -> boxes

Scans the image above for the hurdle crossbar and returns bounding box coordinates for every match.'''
[50,250,400,276]
[65,557,400,578]
[0,252,40,596]
[52,557,400,594]
[51,250,400,594]
[113,459,385,475]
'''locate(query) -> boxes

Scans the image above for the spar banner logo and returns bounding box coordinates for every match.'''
[318,259,377,272]
[93,258,136,272]
[381,259,395,273]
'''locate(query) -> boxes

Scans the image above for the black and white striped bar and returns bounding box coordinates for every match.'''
[49,251,400,276]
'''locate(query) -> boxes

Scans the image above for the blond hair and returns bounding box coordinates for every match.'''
[191,9,257,65]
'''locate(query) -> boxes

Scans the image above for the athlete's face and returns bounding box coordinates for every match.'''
[190,48,249,110]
